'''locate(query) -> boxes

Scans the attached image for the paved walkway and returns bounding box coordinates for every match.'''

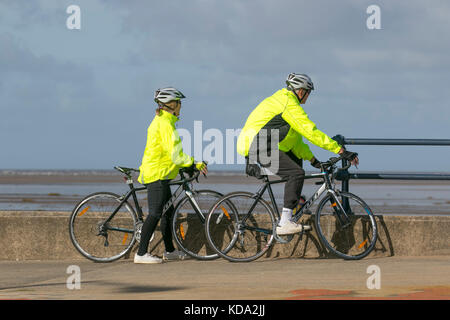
[0,256,449,300]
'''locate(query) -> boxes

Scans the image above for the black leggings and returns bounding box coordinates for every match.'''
[137,179,176,256]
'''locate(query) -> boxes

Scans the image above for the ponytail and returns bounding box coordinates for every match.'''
[155,100,177,116]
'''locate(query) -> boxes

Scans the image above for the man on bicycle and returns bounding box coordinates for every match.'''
[237,73,358,235]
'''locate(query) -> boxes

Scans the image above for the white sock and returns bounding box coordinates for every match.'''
[279,208,293,226]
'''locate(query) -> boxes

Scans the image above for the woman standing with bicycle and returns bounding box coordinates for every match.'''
[135,87,207,264]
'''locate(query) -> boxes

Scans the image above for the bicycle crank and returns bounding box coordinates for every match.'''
[272,222,294,244]
[96,222,110,247]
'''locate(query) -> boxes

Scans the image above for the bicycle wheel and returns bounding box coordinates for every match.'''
[205,192,276,262]
[69,192,137,262]
[315,191,377,260]
[172,190,223,260]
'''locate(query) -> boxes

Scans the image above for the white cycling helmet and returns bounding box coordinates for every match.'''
[154,87,186,104]
[286,73,314,91]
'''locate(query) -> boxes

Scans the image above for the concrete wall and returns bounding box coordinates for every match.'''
[0,211,449,261]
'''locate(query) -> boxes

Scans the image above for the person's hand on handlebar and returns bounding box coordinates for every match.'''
[195,161,208,176]
[184,161,207,178]
[338,147,359,167]
[310,156,321,169]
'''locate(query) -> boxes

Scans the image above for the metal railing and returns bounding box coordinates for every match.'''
[331,135,450,194]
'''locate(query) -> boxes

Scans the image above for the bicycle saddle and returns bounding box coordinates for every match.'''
[114,166,140,176]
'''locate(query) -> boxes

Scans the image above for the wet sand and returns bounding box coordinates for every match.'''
[0,171,449,215]
[1,170,449,185]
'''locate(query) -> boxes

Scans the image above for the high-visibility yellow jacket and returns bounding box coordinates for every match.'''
[138,110,193,184]
[237,88,342,161]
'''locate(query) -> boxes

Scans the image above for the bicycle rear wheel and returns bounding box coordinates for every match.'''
[69,192,137,262]
[315,191,377,260]
[205,192,275,262]
[172,190,223,260]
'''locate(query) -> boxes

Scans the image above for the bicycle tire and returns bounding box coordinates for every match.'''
[205,192,276,262]
[172,189,224,260]
[315,191,378,260]
[69,192,138,263]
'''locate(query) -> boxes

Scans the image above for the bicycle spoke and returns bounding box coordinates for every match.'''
[69,193,137,262]
[315,192,377,260]
[172,190,224,260]
[205,192,275,262]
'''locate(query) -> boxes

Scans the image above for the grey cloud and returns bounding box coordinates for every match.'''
[104,1,450,86]
[0,0,63,30]
[1,0,449,169]
[138,2,353,65]
[0,33,97,113]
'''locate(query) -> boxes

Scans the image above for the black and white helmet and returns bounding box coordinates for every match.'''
[154,87,186,104]
[286,73,314,91]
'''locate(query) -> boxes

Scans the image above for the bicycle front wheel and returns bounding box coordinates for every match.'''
[69,192,137,263]
[315,191,378,260]
[172,190,224,260]
[205,192,275,262]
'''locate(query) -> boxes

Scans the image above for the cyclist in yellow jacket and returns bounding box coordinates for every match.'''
[237,73,358,235]
[135,87,207,264]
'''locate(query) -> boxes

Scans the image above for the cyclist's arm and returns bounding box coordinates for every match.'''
[290,136,314,161]
[282,103,342,154]
[161,123,194,167]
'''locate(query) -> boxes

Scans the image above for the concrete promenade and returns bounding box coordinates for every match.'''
[1,207,449,302]
[0,256,449,300]
[1,212,449,260]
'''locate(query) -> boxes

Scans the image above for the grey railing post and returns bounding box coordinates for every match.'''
[332,134,350,212]
[331,134,349,191]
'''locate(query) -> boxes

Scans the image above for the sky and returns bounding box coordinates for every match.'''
[1,0,449,172]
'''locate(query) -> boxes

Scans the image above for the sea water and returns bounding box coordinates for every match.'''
[0,170,449,215]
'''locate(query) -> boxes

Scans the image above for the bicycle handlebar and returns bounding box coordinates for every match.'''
[179,167,201,181]
[320,156,352,171]
[178,160,208,183]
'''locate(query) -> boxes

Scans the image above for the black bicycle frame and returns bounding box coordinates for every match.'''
[312,169,353,227]
[239,169,351,235]
[237,177,287,235]
[103,172,204,232]
[103,183,145,227]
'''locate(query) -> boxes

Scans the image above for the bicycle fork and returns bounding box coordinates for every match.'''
[327,190,352,228]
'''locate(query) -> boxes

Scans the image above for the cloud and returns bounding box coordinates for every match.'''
[100,1,450,100]
[0,33,98,114]
[1,0,449,169]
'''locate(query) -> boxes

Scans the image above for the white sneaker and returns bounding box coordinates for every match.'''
[276,221,311,235]
[134,253,163,264]
[163,250,189,261]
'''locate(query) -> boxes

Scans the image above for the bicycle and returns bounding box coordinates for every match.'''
[204,156,378,262]
[69,166,224,262]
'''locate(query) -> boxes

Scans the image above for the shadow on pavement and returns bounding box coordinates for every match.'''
[117,285,185,294]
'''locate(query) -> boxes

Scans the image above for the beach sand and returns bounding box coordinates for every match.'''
[1,170,449,185]
[0,170,449,215]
